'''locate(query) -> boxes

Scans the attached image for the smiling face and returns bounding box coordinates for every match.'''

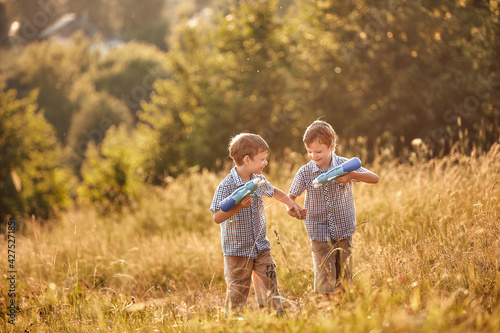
[247,150,269,174]
[305,139,335,170]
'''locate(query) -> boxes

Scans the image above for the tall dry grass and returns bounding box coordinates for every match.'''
[1,143,499,332]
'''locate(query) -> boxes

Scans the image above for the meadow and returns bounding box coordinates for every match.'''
[2,143,499,332]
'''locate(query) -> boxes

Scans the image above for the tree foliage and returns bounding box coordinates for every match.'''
[140,0,306,180]
[0,87,73,220]
[6,33,98,143]
[90,41,170,121]
[1,0,499,196]
[290,0,499,156]
[77,124,151,215]
[65,77,133,171]
[4,35,169,174]
[139,0,498,182]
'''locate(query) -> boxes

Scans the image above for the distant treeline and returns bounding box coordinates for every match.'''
[1,0,499,220]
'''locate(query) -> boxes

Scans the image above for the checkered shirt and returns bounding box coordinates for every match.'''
[210,167,275,259]
[289,153,368,242]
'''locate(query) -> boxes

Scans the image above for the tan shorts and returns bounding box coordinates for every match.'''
[311,236,354,294]
[224,250,283,312]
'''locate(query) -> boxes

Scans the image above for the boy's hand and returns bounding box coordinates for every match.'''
[287,204,307,220]
[287,206,299,219]
[238,195,252,209]
[335,173,354,184]
[213,195,252,224]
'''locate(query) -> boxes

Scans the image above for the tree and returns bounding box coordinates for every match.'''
[288,0,499,157]
[140,0,305,181]
[0,86,74,221]
[210,0,303,156]
[90,41,170,122]
[6,33,98,143]
[65,77,133,172]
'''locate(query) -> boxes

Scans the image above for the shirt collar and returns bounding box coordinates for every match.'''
[230,167,244,186]
[310,152,339,173]
[230,167,258,186]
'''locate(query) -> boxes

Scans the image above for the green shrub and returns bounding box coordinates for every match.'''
[0,87,74,220]
[65,77,133,171]
[77,124,151,215]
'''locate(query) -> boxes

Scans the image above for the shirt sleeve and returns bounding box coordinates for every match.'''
[210,180,231,214]
[356,164,369,173]
[289,166,307,197]
[261,177,275,198]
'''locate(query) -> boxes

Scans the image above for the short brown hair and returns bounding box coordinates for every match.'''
[303,120,337,146]
[229,133,269,166]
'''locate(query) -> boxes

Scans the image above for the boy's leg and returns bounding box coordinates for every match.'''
[312,237,354,297]
[311,240,337,295]
[335,236,354,293]
[224,256,254,314]
[252,250,283,312]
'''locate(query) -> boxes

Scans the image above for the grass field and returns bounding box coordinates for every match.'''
[2,143,499,332]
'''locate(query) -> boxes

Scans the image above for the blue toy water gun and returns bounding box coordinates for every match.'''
[220,178,266,212]
[312,157,362,188]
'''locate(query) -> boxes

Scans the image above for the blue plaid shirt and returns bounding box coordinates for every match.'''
[210,167,275,259]
[289,153,368,242]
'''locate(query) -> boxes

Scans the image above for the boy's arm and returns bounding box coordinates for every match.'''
[273,188,306,220]
[213,196,252,224]
[336,170,379,184]
[286,194,306,219]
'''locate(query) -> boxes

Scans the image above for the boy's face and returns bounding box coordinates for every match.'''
[305,139,335,169]
[246,150,269,174]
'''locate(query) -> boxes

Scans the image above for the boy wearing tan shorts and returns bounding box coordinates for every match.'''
[210,133,305,316]
[288,121,379,302]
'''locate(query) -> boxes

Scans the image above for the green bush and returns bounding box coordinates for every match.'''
[65,77,133,172]
[77,124,151,215]
[0,87,74,220]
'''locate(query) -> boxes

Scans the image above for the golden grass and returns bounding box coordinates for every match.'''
[1,143,499,332]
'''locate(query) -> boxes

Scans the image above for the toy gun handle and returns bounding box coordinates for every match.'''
[220,190,249,212]
[219,178,265,212]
